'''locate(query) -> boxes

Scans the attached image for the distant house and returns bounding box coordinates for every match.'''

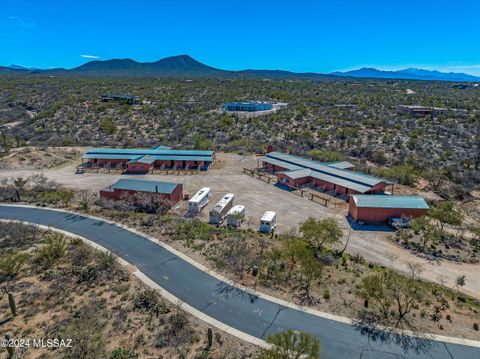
[101,94,139,105]
[224,102,273,112]
[452,84,479,90]
[397,105,447,117]
[100,179,183,205]
[349,195,429,223]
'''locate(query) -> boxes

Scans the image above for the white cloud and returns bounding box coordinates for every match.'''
[7,16,37,29]
[80,54,100,59]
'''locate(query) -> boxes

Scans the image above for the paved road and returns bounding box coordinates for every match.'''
[1,205,478,359]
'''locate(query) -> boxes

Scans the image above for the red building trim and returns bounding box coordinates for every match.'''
[100,183,183,205]
[126,162,152,173]
[348,197,428,223]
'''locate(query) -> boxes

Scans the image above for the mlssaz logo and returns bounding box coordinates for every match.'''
[32,339,73,348]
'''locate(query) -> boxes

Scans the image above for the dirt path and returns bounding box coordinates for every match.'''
[1,152,479,299]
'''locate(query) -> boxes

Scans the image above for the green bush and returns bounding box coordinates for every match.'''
[36,232,67,267]
[0,250,29,277]
[375,164,418,186]
[307,149,345,162]
[259,329,320,359]
[110,348,138,359]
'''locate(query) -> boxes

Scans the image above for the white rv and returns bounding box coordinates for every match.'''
[188,187,211,213]
[227,205,246,227]
[259,211,277,233]
[209,193,235,224]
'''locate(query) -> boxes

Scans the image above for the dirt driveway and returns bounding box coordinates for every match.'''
[1,152,479,299]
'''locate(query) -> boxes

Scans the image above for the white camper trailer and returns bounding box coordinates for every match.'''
[259,211,277,233]
[209,193,235,224]
[188,187,211,213]
[227,205,246,227]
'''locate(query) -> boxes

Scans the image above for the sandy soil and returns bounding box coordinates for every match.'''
[0,146,84,170]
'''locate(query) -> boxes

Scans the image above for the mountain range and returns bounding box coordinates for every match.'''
[1,55,479,82]
[332,67,480,82]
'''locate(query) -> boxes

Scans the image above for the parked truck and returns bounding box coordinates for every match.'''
[188,187,211,213]
[227,205,246,227]
[259,211,277,233]
[209,193,235,224]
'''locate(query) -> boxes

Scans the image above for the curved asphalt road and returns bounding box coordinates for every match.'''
[1,205,478,359]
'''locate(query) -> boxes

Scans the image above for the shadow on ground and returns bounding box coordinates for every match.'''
[346,216,395,233]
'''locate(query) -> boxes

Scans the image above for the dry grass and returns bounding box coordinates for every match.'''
[0,223,259,359]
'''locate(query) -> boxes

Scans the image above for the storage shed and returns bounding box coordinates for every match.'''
[100,179,183,205]
[349,195,429,223]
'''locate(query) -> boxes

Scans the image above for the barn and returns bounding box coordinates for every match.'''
[257,152,394,199]
[349,195,429,223]
[99,179,184,205]
[82,147,215,173]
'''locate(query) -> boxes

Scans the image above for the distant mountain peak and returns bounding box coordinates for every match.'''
[8,64,38,70]
[71,54,224,76]
[332,67,480,82]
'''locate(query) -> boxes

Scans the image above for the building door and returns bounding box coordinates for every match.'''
[170,160,174,168]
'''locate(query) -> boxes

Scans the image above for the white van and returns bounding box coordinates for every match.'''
[209,193,235,224]
[188,187,211,213]
[259,211,277,233]
[227,205,246,227]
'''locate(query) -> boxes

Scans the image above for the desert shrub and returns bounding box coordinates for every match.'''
[0,222,39,249]
[156,311,194,348]
[62,300,107,359]
[307,149,345,162]
[132,289,167,315]
[173,220,217,242]
[132,289,158,312]
[68,241,93,266]
[216,236,260,276]
[77,264,98,284]
[0,250,29,277]
[35,232,67,267]
[110,348,138,359]
[100,117,117,134]
[98,251,117,271]
[258,329,320,359]
[374,164,418,186]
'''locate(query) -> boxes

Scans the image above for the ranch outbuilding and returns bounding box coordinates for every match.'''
[99,179,184,205]
[82,147,215,173]
[257,152,395,199]
[349,195,429,223]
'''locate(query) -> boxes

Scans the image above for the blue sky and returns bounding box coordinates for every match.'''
[2,0,480,75]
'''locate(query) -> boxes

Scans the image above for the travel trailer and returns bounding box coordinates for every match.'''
[188,187,211,213]
[227,205,246,227]
[209,193,235,224]
[259,211,277,233]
